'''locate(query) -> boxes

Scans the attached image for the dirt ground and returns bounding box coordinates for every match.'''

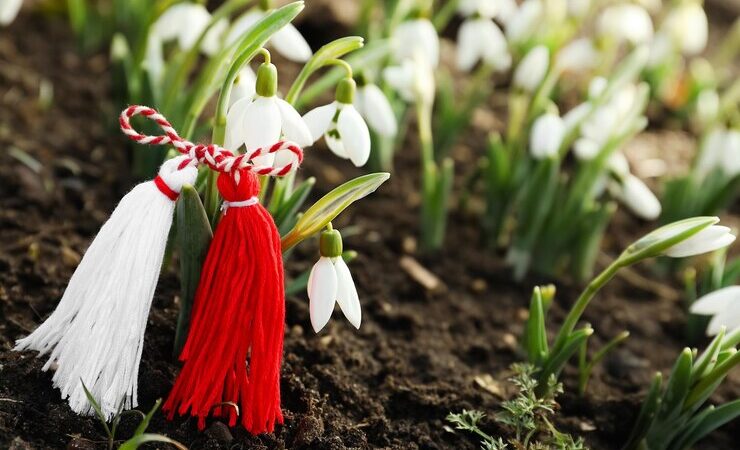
[1,9,738,450]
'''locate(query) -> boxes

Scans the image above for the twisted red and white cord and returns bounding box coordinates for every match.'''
[119,105,303,177]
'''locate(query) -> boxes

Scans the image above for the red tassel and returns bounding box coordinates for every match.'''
[163,170,285,434]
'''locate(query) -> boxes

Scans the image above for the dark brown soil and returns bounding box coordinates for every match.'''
[1,10,738,450]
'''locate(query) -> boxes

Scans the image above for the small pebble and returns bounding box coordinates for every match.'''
[205,421,233,444]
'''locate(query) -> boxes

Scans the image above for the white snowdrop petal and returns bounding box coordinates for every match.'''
[530,114,565,159]
[325,132,349,159]
[302,103,338,142]
[690,286,740,315]
[201,18,229,56]
[664,226,736,258]
[224,97,252,150]
[276,98,313,147]
[393,19,439,67]
[618,175,661,220]
[271,23,313,62]
[227,11,262,45]
[338,106,371,167]
[722,130,740,177]
[456,19,484,72]
[664,3,708,55]
[556,38,598,73]
[243,96,281,166]
[308,258,338,333]
[506,0,542,43]
[514,45,549,92]
[598,4,653,45]
[476,19,510,71]
[358,84,397,137]
[334,258,362,329]
[695,128,726,177]
[144,35,165,94]
[573,138,600,160]
[383,64,415,102]
[0,0,23,25]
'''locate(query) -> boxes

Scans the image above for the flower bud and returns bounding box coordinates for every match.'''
[335,78,356,104]
[514,45,549,92]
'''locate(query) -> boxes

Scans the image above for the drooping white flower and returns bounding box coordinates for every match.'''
[144,34,165,92]
[354,83,398,137]
[200,18,230,56]
[514,45,549,92]
[597,4,653,45]
[695,128,740,178]
[690,286,740,335]
[308,257,362,332]
[392,18,439,68]
[308,228,361,333]
[614,174,661,220]
[383,54,436,106]
[662,3,708,55]
[506,0,543,43]
[647,31,673,68]
[555,38,599,73]
[663,225,736,258]
[0,0,22,25]
[302,79,371,167]
[152,3,212,52]
[456,17,511,72]
[530,113,565,159]
[227,9,312,62]
[225,63,312,166]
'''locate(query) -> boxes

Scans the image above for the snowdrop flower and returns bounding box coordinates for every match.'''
[392,18,439,67]
[598,4,653,45]
[690,286,740,335]
[663,224,735,258]
[308,227,361,333]
[506,0,543,43]
[456,14,511,72]
[227,8,311,62]
[695,128,740,178]
[613,174,661,220]
[662,2,708,56]
[354,80,397,137]
[555,38,599,73]
[302,78,371,167]
[152,3,212,52]
[384,53,436,106]
[530,113,565,159]
[0,0,22,25]
[514,45,549,92]
[225,62,312,166]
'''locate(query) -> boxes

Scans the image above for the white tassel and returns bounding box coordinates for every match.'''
[14,156,197,420]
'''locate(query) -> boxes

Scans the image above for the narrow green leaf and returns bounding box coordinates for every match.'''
[690,328,726,383]
[684,349,740,409]
[174,185,213,357]
[274,177,316,234]
[80,380,113,439]
[622,373,662,450]
[656,348,693,422]
[119,433,187,450]
[132,399,162,437]
[525,287,548,365]
[673,400,740,449]
[281,173,390,251]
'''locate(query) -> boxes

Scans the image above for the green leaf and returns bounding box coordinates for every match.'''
[622,373,662,450]
[174,185,213,357]
[672,400,740,450]
[281,173,390,251]
[525,287,548,365]
[690,328,726,384]
[119,433,187,450]
[656,348,693,422]
[132,399,162,437]
[274,177,316,234]
[684,348,740,409]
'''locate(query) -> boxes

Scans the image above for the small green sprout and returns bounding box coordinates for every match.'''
[81,381,185,450]
[447,364,586,450]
